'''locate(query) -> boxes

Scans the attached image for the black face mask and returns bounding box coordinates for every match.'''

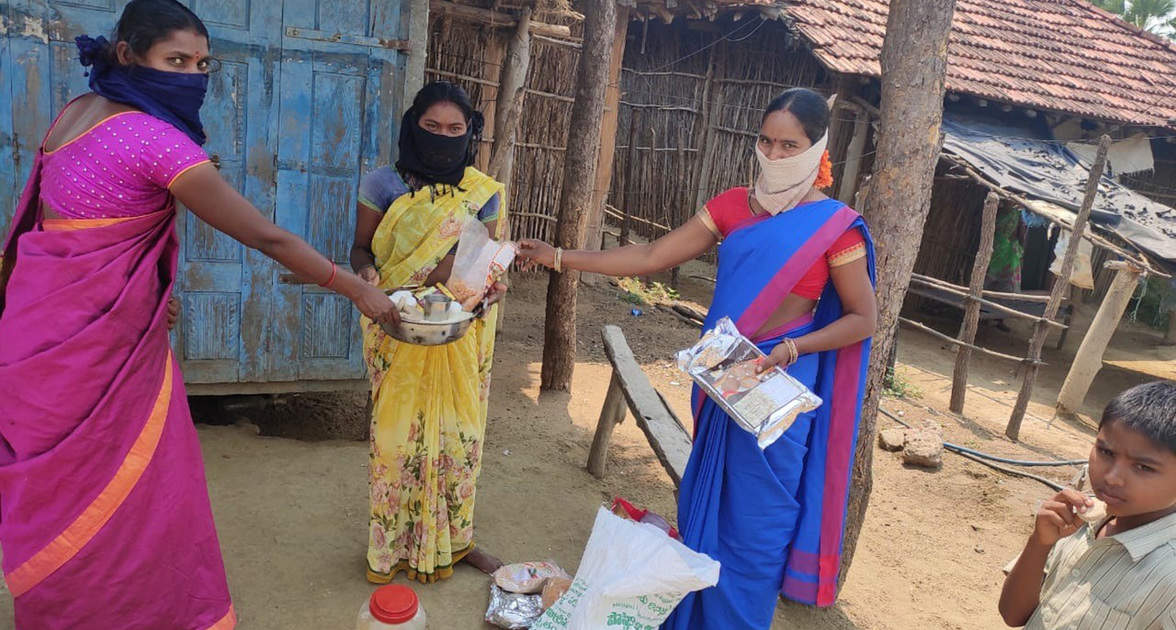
[396,108,473,187]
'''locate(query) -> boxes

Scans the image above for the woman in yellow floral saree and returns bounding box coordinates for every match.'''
[351,82,507,583]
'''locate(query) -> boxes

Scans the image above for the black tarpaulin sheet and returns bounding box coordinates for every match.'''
[941,113,1176,269]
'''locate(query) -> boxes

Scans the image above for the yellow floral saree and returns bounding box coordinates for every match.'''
[361,167,504,583]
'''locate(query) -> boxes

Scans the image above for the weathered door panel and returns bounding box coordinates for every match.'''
[2,0,408,390]
[174,1,282,384]
[272,0,407,383]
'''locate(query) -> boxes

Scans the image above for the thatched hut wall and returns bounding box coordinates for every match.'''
[423,12,852,248]
[608,18,843,244]
[912,174,990,287]
[424,9,583,243]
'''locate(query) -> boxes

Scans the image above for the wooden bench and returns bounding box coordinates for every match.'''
[587,325,693,488]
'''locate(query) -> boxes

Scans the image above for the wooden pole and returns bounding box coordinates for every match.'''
[909,276,1066,328]
[619,112,638,246]
[487,8,531,182]
[584,8,631,264]
[475,36,507,174]
[1056,261,1144,414]
[840,0,957,595]
[429,0,574,40]
[692,40,725,212]
[951,192,1000,413]
[837,110,870,205]
[540,0,616,392]
[1006,134,1111,441]
[901,317,1028,364]
[587,373,627,477]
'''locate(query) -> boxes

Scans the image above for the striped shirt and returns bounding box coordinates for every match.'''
[1022,511,1176,629]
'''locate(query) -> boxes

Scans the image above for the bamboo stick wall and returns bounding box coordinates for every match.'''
[423,13,848,246]
[610,19,839,243]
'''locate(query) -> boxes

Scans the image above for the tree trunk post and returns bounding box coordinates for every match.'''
[487,8,531,183]
[584,8,631,264]
[1006,135,1110,441]
[539,0,616,392]
[1056,261,1143,414]
[839,0,957,593]
[950,192,1000,413]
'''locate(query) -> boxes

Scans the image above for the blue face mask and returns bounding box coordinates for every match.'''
[76,35,209,146]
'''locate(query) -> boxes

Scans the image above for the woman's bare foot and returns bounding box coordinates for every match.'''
[462,547,504,575]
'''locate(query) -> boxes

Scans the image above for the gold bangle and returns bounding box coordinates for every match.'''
[554,247,564,273]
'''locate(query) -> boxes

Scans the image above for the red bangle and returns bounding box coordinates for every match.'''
[320,262,337,288]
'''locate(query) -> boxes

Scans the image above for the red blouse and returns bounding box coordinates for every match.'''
[699,187,865,300]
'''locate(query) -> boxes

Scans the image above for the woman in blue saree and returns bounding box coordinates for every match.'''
[518,88,877,629]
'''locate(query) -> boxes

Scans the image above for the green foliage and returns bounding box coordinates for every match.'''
[1092,0,1176,37]
[616,277,680,305]
[883,368,924,400]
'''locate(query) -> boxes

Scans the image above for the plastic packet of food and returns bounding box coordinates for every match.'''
[541,577,572,611]
[388,290,424,320]
[450,218,516,310]
[494,561,571,594]
[676,317,822,449]
[486,585,544,629]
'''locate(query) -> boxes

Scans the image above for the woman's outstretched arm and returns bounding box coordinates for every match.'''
[517,215,717,277]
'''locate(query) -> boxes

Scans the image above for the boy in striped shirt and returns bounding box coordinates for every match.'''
[1000,381,1176,629]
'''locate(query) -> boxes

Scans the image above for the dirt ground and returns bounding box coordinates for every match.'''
[0,270,1157,630]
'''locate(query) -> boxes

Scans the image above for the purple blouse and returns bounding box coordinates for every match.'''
[40,111,209,219]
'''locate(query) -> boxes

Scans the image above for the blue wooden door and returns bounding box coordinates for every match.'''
[175,0,284,385]
[1,1,409,389]
[272,0,407,382]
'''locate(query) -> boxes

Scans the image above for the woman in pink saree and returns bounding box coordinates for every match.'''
[0,1,397,628]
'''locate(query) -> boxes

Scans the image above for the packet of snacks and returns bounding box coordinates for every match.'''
[449,218,517,311]
[676,317,822,449]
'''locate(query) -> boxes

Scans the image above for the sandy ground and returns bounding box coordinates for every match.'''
[0,270,1157,630]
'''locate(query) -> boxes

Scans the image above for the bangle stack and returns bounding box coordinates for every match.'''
[782,338,799,366]
[554,247,564,273]
[319,262,338,289]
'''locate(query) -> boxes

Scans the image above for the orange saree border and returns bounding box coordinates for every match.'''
[40,208,172,232]
[3,352,175,597]
[207,604,237,630]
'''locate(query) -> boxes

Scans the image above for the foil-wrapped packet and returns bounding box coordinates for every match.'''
[486,584,544,629]
[677,317,822,449]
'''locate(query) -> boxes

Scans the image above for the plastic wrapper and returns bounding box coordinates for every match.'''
[676,317,822,449]
[494,561,571,595]
[531,507,719,630]
[387,286,468,324]
[388,290,424,320]
[541,578,572,611]
[450,218,516,310]
[486,585,544,629]
[610,497,679,540]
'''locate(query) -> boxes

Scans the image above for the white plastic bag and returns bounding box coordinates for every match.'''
[531,508,720,630]
[449,218,516,310]
[1050,229,1095,290]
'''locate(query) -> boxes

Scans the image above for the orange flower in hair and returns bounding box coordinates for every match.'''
[814,150,834,190]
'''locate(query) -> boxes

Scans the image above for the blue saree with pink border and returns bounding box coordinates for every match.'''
[663,198,875,629]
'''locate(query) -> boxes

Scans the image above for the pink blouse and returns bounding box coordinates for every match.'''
[40,111,209,219]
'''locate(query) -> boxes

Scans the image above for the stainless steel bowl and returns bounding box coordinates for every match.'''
[383,313,475,346]
[382,288,479,346]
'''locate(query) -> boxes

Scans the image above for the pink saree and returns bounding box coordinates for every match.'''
[0,146,235,627]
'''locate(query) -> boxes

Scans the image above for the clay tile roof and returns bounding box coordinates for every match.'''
[761,0,1176,129]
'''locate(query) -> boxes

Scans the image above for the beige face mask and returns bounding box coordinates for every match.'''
[752,132,827,215]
